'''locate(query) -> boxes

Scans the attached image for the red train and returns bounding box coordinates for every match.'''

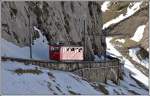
[49,41,83,61]
[49,45,61,60]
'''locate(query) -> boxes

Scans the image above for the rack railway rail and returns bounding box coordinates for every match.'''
[1,56,123,84]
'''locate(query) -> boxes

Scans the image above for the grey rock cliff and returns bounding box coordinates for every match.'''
[1,1,104,60]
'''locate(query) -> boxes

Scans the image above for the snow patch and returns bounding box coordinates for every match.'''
[101,1,111,12]
[115,39,125,43]
[130,25,146,42]
[146,48,149,52]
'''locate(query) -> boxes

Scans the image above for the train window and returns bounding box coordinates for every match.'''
[79,48,82,52]
[75,48,78,53]
[71,48,74,51]
[55,47,60,51]
[51,47,55,51]
[67,48,70,51]
[51,47,60,52]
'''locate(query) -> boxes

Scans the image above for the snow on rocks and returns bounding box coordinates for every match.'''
[129,47,149,68]
[103,2,142,29]
[101,1,111,12]
[146,48,149,52]
[2,61,102,95]
[106,37,148,87]
[130,25,146,42]
[115,39,126,43]
[94,55,105,61]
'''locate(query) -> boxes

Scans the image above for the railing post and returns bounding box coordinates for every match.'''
[117,59,120,85]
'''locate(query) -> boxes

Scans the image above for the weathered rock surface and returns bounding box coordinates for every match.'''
[1,1,104,60]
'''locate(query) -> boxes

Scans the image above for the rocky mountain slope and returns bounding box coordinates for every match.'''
[105,3,148,37]
[102,1,149,50]
[102,0,149,82]
[1,1,104,60]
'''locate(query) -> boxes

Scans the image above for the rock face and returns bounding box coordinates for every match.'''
[1,1,104,60]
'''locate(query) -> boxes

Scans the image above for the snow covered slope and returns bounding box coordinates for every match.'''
[1,27,49,60]
[1,38,30,58]
[2,61,101,95]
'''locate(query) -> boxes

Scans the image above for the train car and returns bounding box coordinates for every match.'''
[60,46,83,61]
[49,45,61,60]
[49,42,83,61]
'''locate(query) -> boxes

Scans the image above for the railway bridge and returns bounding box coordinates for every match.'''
[1,56,123,84]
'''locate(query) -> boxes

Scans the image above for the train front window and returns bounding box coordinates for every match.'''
[51,47,60,52]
